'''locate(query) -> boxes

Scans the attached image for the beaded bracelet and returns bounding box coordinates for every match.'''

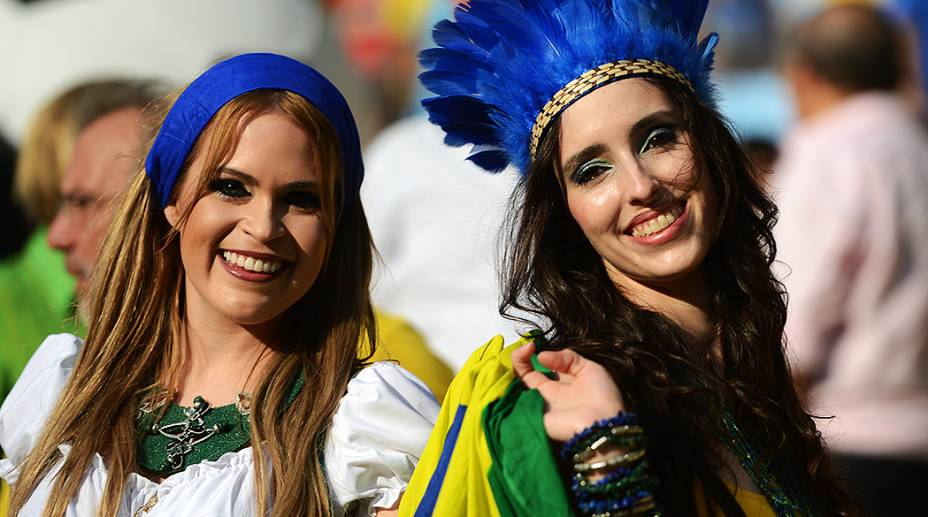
[572,425,645,463]
[574,448,647,473]
[573,472,660,507]
[572,461,652,496]
[589,496,658,517]
[564,411,660,516]
[579,492,655,515]
[560,412,640,460]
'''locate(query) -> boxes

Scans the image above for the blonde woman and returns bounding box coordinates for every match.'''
[0,53,438,517]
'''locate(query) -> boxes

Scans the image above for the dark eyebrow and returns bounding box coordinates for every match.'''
[217,167,320,192]
[285,181,320,193]
[218,167,257,185]
[561,143,609,178]
[628,110,678,143]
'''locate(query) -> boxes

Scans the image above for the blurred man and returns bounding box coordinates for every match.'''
[0,80,161,405]
[0,79,160,517]
[46,82,160,317]
[775,5,928,514]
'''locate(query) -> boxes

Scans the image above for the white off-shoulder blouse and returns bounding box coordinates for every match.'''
[0,334,440,516]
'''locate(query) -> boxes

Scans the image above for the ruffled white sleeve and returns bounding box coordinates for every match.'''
[324,361,440,517]
[0,333,82,484]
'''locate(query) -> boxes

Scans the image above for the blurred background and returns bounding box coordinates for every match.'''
[4,0,925,365]
[1,0,927,513]
[0,0,914,151]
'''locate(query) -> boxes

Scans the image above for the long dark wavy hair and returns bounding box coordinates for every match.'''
[501,76,857,515]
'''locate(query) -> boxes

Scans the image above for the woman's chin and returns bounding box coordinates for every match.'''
[604,250,707,290]
[213,302,286,328]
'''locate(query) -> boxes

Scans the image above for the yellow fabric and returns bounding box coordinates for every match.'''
[398,333,776,517]
[730,488,776,517]
[399,335,531,517]
[364,310,455,402]
[1,479,8,517]
[694,479,776,517]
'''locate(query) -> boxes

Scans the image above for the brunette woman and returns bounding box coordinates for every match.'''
[400,1,858,515]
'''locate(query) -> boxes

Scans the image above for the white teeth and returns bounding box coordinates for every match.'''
[221,251,283,273]
[631,205,682,238]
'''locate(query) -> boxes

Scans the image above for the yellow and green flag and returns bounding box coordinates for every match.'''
[399,335,573,517]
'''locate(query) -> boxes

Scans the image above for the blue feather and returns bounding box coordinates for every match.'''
[419,0,719,175]
[467,148,509,173]
[419,71,478,97]
[658,0,709,41]
[431,21,480,55]
[699,33,720,66]
[422,96,499,146]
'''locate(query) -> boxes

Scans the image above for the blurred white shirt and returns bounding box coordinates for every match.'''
[774,93,928,459]
[362,116,521,370]
[0,0,321,141]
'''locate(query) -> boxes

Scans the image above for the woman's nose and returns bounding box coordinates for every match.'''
[621,163,661,206]
[240,198,286,242]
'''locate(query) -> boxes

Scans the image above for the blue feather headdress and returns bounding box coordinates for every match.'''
[419,0,719,174]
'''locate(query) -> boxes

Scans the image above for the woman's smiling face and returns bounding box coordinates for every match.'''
[166,111,330,328]
[557,78,718,293]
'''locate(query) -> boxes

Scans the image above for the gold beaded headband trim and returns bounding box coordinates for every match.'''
[529,59,695,160]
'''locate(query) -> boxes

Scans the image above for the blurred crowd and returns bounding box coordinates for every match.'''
[1,0,927,514]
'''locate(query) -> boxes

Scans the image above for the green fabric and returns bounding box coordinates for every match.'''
[137,397,252,475]
[0,229,78,404]
[137,372,305,475]
[529,354,553,376]
[483,378,575,517]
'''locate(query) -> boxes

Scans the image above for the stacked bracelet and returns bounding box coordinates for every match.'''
[561,412,660,517]
[561,413,640,460]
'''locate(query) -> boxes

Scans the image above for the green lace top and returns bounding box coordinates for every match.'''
[136,375,304,476]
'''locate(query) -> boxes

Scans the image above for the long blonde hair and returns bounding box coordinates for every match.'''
[9,89,376,517]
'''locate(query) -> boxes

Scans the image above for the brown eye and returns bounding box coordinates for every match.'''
[638,126,678,154]
[209,179,250,199]
[285,191,322,211]
[571,159,613,185]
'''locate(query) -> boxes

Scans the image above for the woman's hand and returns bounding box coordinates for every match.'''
[512,342,625,442]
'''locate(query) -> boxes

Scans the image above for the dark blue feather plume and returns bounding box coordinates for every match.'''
[658,0,710,42]
[419,0,719,175]
[467,147,509,173]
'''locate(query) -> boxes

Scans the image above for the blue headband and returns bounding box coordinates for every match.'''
[145,53,363,220]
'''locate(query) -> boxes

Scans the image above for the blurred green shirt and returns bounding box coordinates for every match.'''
[0,228,78,405]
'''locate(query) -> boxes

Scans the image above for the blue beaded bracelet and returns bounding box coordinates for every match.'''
[560,412,640,460]
[571,462,654,498]
[577,489,654,514]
